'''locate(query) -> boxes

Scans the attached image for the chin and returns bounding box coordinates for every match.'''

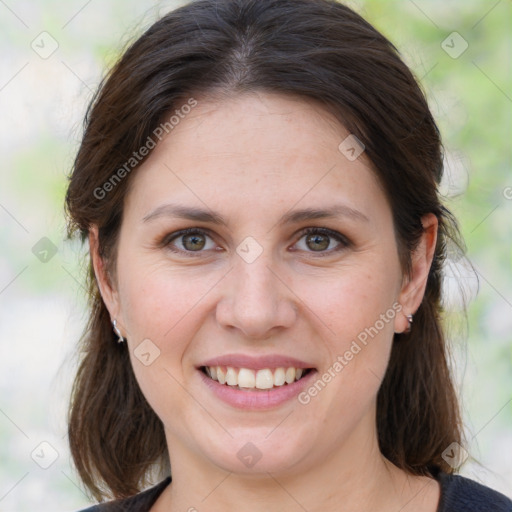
[189,422,318,477]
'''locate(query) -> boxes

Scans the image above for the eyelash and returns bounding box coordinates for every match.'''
[161,227,351,258]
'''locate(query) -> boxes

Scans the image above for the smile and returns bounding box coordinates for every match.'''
[201,365,313,390]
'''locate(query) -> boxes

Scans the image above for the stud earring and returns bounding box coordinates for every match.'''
[404,314,413,334]
[112,319,125,343]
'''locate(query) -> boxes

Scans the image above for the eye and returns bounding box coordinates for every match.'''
[163,228,217,255]
[161,226,350,257]
[293,227,350,255]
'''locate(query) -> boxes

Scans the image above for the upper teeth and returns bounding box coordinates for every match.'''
[205,366,306,389]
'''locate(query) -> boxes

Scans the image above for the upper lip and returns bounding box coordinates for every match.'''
[199,354,316,370]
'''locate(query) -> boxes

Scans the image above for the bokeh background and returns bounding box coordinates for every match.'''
[0,0,511,510]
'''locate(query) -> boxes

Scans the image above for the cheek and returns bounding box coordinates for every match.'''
[117,264,218,422]
[298,261,400,396]
[304,263,399,343]
[116,259,228,403]
[118,258,217,341]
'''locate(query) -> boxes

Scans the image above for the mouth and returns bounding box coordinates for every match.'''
[199,365,315,391]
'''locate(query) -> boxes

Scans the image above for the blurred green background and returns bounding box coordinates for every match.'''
[0,0,510,509]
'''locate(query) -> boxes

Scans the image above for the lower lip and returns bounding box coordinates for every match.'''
[197,368,317,410]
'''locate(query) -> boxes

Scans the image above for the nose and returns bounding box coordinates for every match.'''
[215,252,298,340]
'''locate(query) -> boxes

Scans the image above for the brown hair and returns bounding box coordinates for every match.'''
[65,0,464,501]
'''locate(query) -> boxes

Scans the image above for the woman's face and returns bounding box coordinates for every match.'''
[96,92,430,476]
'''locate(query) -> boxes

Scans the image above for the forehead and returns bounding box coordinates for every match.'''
[124,91,389,226]
[158,91,358,166]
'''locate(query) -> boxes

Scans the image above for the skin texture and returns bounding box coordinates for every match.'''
[90,92,440,511]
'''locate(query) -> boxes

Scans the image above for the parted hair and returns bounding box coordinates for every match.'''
[65,0,464,501]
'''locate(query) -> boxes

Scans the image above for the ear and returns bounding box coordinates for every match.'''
[395,213,438,333]
[89,226,123,330]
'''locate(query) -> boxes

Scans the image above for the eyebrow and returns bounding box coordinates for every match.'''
[142,203,369,226]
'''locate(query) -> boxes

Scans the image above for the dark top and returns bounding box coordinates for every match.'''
[76,472,512,511]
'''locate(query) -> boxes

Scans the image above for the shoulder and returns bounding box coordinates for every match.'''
[74,477,172,512]
[437,472,512,512]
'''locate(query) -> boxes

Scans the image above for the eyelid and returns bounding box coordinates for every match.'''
[161,226,351,256]
[293,227,351,255]
[160,227,218,255]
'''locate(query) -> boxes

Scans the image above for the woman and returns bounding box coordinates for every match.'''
[65,0,512,510]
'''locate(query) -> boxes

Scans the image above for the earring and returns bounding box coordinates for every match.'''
[404,314,413,334]
[112,319,125,343]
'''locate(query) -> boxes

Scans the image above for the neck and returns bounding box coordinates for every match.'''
[153,414,437,512]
